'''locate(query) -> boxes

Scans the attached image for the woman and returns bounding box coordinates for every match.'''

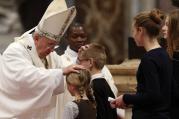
[162,9,179,119]
[110,9,172,119]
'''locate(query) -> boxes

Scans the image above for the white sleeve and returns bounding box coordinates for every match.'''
[63,102,79,119]
[102,65,118,97]
[0,43,64,114]
[50,52,65,95]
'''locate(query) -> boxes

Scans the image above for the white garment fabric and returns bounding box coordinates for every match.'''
[63,102,79,119]
[0,34,64,119]
[56,46,118,119]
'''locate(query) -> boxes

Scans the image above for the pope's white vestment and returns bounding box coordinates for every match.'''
[56,46,118,119]
[0,34,64,119]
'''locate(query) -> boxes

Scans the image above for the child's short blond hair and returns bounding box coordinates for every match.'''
[78,43,106,70]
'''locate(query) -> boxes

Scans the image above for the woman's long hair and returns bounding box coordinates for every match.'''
[167,9,179,57]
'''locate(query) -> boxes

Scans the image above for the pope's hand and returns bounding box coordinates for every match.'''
[62,64,85,75]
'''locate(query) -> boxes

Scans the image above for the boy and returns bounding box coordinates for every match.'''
[77,43,117,119]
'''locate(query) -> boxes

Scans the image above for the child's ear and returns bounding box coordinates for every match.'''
[89,58,94,68]
[70,85,75,90]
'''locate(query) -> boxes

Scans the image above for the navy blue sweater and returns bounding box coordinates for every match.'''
[123,48,172,119]
[92,78,117,119]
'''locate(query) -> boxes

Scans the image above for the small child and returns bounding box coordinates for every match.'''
[63,69,96,119]
[78,43,118,119]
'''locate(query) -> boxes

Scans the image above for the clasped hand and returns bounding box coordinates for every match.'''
[110,95,127,109]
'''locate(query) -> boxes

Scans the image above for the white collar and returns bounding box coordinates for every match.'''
[64,46,78,58]
[91,72,104,81]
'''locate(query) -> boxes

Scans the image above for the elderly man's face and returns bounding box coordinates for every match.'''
[34,34,58,59]
[68,26,88,52]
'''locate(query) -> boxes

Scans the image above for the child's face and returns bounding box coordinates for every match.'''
[77,56,92,70]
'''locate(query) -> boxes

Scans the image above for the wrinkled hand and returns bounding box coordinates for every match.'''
[62,64,85,75]
[110,95,126,109]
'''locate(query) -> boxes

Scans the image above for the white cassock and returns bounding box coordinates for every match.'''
[0,34,64,119]
[56,46,118,119]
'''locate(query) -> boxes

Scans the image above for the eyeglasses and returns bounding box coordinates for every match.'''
[46,40,59,50]
[47,44,59,50]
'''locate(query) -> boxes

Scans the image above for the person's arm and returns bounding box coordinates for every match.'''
[101,65,118,97]
[93,79,116,119]
[63,102,79,119]
[1,43,79,113]
[1,45,64,116]
[93,81,107,119]
[123,58,161,106]
[43,51,84,95]
[173,59,179,100]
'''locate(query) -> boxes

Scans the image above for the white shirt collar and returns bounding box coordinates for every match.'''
[64,46,78,58]
[91,72,104,81]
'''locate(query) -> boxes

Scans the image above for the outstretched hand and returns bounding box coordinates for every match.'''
[62,64,85,75]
